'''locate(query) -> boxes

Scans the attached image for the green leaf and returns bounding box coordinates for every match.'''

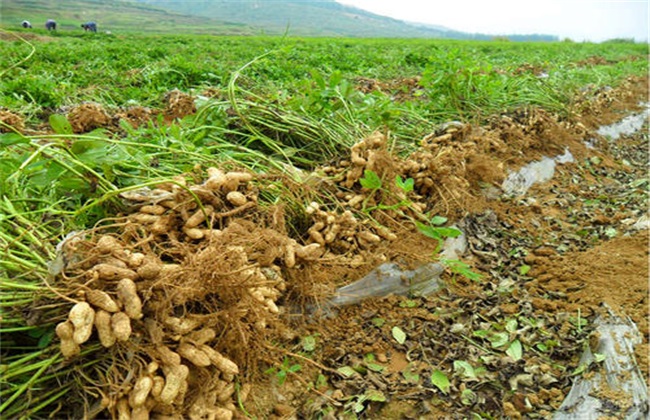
[472,329,489,338]
[506,339,523,361]
[399,299,418,308]
[430,370,450,394]
[316,374,327,388]
[366,362,385,372]
[415,221,442,240]
[402,365,420,383]
[359,169,382,190]
[337,366,357,377]
[430,216,448,225]
[572,363,588,376]
[353,399,365,413]
[594,353,606,363]
[453,360,477,379]
[0,132,29,146]
[37,330,55,349]
[488,332,509,348]
[372,317,385,327]
[505,318,518,333]
[519,265,531,275]
[434,227,462,238]
[395,175,414,193]
[276,370,288,385]
[302,335,317,352]
[169,123,182,139]
[461,388,477,405]
[443,259,483,282]
[392,326,406,344]
[365,389,386,402]
[49,114,73,135]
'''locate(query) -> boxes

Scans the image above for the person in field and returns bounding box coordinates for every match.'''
[21,20,32,28]
[81,22,97,33]
[45,19,56,30]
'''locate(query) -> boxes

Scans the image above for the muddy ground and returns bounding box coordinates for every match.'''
[2,75,648,419]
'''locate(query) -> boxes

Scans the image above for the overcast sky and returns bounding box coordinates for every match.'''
[336,0,649,42]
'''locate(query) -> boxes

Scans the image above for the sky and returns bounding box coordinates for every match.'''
[336,0,649,42]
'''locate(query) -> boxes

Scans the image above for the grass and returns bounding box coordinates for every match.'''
[0,31,648,417]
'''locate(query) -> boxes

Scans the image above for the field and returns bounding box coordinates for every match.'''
[1,29,648,419]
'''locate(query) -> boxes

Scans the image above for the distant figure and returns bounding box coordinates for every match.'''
[81,22,97,33]
[45,19,56,31]
[21,20,32,29]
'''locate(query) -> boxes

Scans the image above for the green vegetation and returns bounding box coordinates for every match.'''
[0,30,647,418]
[2,33,646,138]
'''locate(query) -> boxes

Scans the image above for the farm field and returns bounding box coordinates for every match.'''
[0,30,648,419]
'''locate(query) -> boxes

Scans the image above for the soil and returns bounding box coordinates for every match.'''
[4,70,648,418]
[243,76,649,419]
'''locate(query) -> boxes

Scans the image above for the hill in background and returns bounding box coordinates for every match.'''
[1,0,559,40]
[1,0,254,34]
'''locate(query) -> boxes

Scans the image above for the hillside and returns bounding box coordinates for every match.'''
[133,0,454,37]
[0,0,254,34]
[0,0,559,39]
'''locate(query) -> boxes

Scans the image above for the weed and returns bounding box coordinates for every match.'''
[301,334,318,352]
[569,309,588,334]
[265,357,301,386]
[414,215,462,252]
[442,258,484,282]
[358,170,415,214]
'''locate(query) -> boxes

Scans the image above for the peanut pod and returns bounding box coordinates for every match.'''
[85,289,120,313]
[177,342,211,367]
[111,312,132,342]
[129,376,154,408]
[199,345,239,375]
[69,302,95,345]
[116,278,143,320]
[55,321,80,358]
[95,310,116,348]
[159,364,189,405]
[92,263,138,281]
[184,205,214,229]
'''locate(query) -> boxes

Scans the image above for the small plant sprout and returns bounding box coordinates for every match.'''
[363,353,385,373]
[570,308,588,333]
[265,357,301,385]
[414,216,462,253]
[441,258,483,282]
[301,334,317,352]
[402,363,421,383]
[358,169,415,214]
[414,215,483,282]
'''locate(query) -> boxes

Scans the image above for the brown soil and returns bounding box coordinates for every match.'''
[528,233,649,377]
